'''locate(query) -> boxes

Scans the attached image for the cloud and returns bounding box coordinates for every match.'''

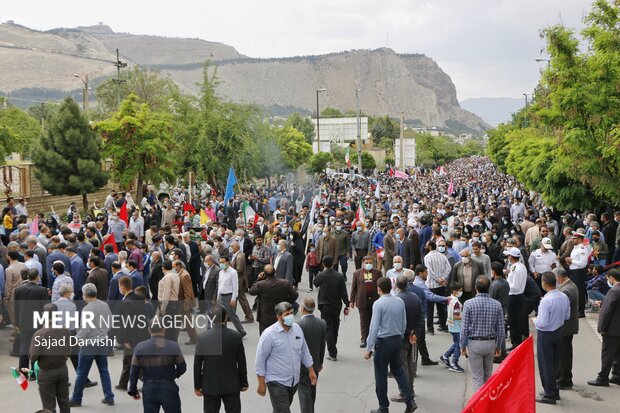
[2,0,594,99]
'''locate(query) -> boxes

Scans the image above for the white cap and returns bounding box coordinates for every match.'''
[503,247,522,258]
[541,237,553,250]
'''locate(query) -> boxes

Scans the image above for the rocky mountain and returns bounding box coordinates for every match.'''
[0,22,488,132]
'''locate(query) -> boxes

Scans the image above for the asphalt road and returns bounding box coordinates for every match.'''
[1,267,619,412]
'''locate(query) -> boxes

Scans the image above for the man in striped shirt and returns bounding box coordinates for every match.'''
[423,240,452,333]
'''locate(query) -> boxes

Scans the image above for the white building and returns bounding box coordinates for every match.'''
[312,116,368,152]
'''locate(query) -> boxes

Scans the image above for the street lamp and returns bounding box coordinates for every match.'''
[73,74,89,111]
[355,82,362,172]
[316,88,326,153]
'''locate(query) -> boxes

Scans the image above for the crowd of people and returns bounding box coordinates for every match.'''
[1,156,620,413]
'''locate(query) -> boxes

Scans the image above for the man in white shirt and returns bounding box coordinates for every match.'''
[217,255,246,336]
[128,210,144,240]
[424,240,452,332]
[528,237,559,280]
[566,230,590,317]
[505,247,527,349]
[385,255,414,295]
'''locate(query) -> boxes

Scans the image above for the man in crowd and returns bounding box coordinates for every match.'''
[255,302,317,413]
[194,305,248,413]
[533,272,570,405]
[297,298,327,413]
[460,276,504,392]
[350,256,381,348]
[313,256,349,361]
[506,247,527,349]
[424,240,451,333]
[588,268,620,387]
[128,317,187,413]
[553,267,579,390]
[364,277,417,413]
[249,264,298,334]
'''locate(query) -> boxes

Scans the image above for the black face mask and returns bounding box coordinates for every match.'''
[265,271,274,277]
[592,238,600,242]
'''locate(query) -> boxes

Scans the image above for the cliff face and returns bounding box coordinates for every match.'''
[0,23,487,131]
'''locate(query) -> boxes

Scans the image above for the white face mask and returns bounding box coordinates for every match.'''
[462,256,471,264]
[394,263,403,270]
[456,291,463,298]
[364,263,373,271]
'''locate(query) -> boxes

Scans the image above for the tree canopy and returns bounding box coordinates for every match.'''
[486,0,620,209]
[32,97,108,211]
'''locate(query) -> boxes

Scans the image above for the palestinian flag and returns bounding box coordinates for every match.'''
[11,368,28,390]
[345,147,351,168]
[242,201,259,227]
[353,197,367,229]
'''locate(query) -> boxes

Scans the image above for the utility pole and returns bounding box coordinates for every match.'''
[355,81,362,173]
[73,74,88,111]
[523,93,529,127]
[315,88,326,152]
[399,112,404,170]
[113,49,127,107]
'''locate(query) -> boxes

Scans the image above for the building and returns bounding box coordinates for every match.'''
[312,116,368,152]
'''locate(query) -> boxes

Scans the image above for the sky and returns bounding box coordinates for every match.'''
[2,0,594,100]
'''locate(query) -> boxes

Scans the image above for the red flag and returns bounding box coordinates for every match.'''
[462,335,535,413]
[182,202,196,214]
[100,234,119,254]
[119,202,128,225]
[388,167,394,177]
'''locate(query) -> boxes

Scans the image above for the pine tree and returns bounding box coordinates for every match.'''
[32,97,109,213]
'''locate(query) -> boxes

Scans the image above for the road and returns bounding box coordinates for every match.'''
[0,266,619,412]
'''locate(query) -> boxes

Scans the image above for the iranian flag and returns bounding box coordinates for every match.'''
[353,197,367,229]
[345,147,351,168]
[242,201,259,227]
[11,368,28,390]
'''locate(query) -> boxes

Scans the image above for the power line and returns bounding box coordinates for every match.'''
[0,95,61,104]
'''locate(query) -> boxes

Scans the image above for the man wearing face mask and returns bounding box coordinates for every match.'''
[274,240,294,285]
[587,268,620,387]
[505,247,527,349]
[317,227,336,269]
[255,302,317,412]
[450,249,485,303]
[350,256,382,348]
[471,242,492,280]
[216,256,246,337]
[566,229,590,317]
[332,220,351,281]
[351,223,371,270]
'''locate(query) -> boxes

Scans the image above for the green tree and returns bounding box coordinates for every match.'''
[320,107,344,118]
[275,126,313,170]
[285,112,315,144]
[486,0,620,207]
[0,125,16,164]
[370,115,399,145]
[95,94,176,201]
[361,151,377,170]
[309,152,333,173]
[32,98,109,212]
[0,106,41,156]
[95,66,182,118]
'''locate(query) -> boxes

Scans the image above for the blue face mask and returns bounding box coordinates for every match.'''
[219,263,228,270]
[283,314,295,327]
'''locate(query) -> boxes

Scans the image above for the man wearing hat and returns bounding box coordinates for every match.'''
[506,247,527,349]
[528,237,559,291]
[566,228,590,317]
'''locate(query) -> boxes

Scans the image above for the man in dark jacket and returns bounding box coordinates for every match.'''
[398,228,420,271]
[350,255,381,348]
[248,264,298,334]
[199,255,219,314]
[115,276,151,390]
[588,268,620,387]
[554,267,579,389]
[313,256,349,360]
[297,298,327,413]
[519,274,543,343]
[194,305,248,413]
[14,269,48,369]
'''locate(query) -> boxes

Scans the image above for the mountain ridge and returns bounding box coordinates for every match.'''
[0,22,488,132]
